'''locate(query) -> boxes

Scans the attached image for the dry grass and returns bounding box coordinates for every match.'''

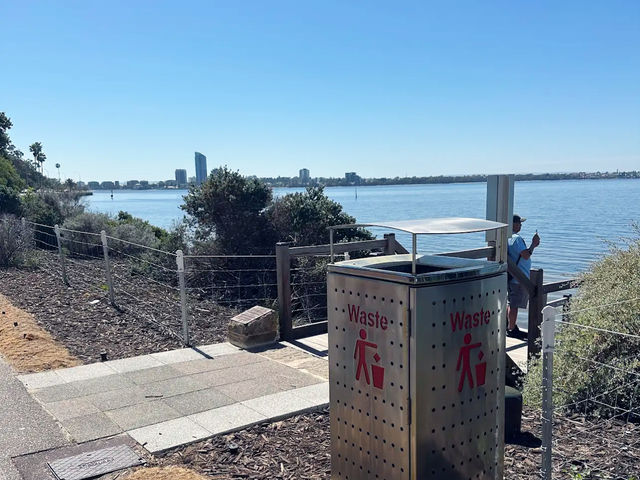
[122,466,209,480]
[0,293,81,372]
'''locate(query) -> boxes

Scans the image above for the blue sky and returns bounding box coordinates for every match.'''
[2,1,638,182]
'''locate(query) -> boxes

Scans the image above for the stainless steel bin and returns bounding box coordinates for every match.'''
[328,218,507,480]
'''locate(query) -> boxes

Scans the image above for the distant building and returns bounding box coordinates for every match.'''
[126,180,138,189]
[88,181,100,189]
[77,181,86,188]
[345,172,360,184]
[195,152,207,184]
[188,176,196,184]
[299,168,310,184]
[101,181,115,189]
[175,169,187,185]
[140,180,149,188]
[165,179,177,187]
[114,181,120,188]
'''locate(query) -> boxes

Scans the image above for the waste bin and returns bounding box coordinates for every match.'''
[327,218,507,480]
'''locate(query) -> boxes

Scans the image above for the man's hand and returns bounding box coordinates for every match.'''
[531,232,540,248]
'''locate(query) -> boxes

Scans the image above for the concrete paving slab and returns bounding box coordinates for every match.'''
[163,388,235,416]
[189,364,265,388]
[105,400,181,431]
[290,382,330,404]
[55,362,118,383]
[170,358,234,375]
[195,342,239,357]
[32,383,84,404]
[124,365,182,385]
[68,373,136,396]
[257,362,325,390]
[127,417,211,453]
[143,376,207,398]
[241,390,319,419]
[81,386,148,411]
[104,355,164,373]
[150,348,204,364]
[62,412,122,443]
[216,378,283,402]
[17,370,66,390]
[188,403,266,435]
[41,397,100,421]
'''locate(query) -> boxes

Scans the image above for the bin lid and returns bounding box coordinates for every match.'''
[329,217,506,235]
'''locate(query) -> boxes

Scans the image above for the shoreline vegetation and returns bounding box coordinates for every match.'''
[86,170,639,190]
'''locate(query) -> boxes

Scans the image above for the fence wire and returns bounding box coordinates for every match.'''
[540,300,640,479]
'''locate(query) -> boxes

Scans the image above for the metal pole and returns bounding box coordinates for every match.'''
[411,234,417,275]
[276,242,292,340]
[100,230,116,307]
[54,225,70,286]
[329,228,334,263]
[541,305,556,480]
[176,250,190,346]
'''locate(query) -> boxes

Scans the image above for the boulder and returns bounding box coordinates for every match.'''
[227,306,279,349]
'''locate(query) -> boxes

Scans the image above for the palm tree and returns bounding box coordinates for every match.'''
[29,142,46,173]
[55,163,61,182]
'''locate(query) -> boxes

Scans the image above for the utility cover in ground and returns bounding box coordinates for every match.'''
[48,444,143,480]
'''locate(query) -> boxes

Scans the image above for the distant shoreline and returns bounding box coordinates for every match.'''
[86,173,639,192]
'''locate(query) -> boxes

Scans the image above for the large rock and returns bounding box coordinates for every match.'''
[227,306,279,349]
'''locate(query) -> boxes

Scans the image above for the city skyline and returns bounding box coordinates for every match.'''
[2,1,638,182]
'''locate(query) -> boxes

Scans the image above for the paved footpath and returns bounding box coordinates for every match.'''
[0,358,70,480]
[15,342,329,457]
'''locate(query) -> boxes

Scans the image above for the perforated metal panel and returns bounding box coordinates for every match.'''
[411,274,506,479]
[328,274,410,480]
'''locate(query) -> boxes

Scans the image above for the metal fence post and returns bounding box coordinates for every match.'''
[541,305,556,480]
[53,225,70,286]
[100,230,117,307]
[176,250,190,346]
[276,242,292,340]
[528,268,546,360]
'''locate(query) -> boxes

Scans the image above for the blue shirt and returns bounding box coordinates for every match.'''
[508,233,531,282]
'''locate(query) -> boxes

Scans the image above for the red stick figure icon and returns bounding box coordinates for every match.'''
[354,329,378,385]
[456,333,483,392]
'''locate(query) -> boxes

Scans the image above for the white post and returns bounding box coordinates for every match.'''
[54,225,69,286]
[541,305,556,480]
[486,174,514,263]
[100,230,117,307]
[176,250,190,346]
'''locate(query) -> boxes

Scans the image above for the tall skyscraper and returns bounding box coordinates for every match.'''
[299,168,310,184]
[175,169,187,185]
[195,152,207,184]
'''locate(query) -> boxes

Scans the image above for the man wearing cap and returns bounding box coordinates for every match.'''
[507,214,540,339]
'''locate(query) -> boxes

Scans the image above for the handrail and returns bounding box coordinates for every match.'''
[289,239,388,257]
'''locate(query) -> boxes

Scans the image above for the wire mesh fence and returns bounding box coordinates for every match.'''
[538,301,640,479]
[21,220,283,346]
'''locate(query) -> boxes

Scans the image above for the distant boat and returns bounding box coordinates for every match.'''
[110,189,114,199]
[355,186,358,200]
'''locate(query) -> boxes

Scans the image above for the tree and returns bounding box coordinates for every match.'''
[29,142,46,173]
[64,178,76,190]
[0,112,13,156]
[0,156,25,215]
[266,186,373,246]
[181,166,275,254]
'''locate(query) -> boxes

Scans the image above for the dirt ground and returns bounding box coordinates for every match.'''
[0,252,236,363]
[0,293,80,372]
[122,466,208,480]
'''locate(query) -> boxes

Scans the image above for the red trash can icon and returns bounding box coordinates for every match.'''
[371,364,385,389]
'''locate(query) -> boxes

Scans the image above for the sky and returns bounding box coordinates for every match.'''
[1,1,639,182]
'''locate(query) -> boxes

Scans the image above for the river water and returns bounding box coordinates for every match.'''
[86,179,640,281]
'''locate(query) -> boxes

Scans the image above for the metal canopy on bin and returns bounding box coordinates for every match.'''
[328,217,508,274]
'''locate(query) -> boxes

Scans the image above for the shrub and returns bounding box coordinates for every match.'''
[0,214,33,267]
[523,226,640,419]
[61,212,114,256]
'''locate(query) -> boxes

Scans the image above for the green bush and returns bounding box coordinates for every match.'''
[61,212,113,256]
[523,226,640,419]
[0,214,33,267]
